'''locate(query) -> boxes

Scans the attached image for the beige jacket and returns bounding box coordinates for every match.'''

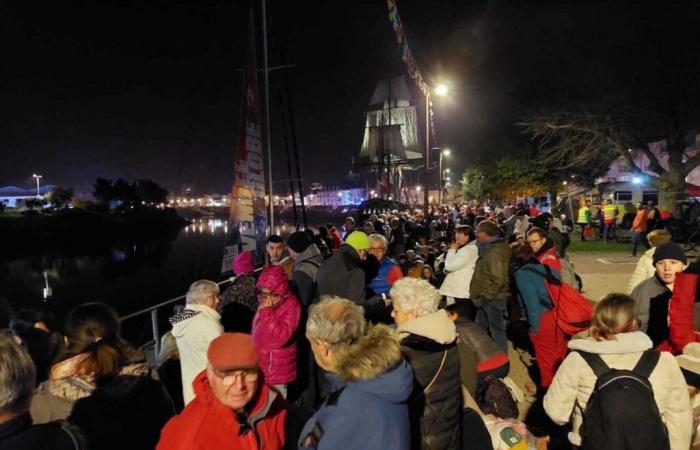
[543,331,692,449]
[628,247,655,293]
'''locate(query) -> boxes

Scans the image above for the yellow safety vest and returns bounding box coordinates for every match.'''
[603,204,618,222]
[577,206,591,224]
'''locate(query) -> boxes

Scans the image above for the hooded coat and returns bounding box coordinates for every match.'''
[316,244,366,304]
[169,303,223,405]
[291,244,323,309]
[298,325,413,450]
[543,332,692,449]
[398,310,462,450]
[157,370,287,450]
[253,265,302,385]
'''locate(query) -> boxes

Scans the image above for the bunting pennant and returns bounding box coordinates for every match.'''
[386,0,436,142]
[386,0,430,96]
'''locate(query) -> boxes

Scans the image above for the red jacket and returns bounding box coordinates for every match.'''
[329,228,342,250]
[253,266,302,385]
[157,371,287,450]
[656,273,700,354]
[537,246,561,272]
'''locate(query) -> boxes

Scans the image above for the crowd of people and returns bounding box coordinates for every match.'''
[1,200,700,450]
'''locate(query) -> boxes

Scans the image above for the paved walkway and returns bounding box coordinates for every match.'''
[568,251,638,301]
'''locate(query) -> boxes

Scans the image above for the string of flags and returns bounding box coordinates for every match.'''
[386,0,436,142]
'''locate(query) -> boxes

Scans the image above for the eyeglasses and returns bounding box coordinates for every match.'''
[257,290,280,300]
[526,238,543,244]
[368,247,386,253]
[212,368,259,384]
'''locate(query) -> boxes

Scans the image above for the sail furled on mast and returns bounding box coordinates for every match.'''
[222,9,267,274]
[359,76,422,163]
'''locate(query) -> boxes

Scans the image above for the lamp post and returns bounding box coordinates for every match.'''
[438,149,450,204]
[32,174,42,197]
[424,83,449,215]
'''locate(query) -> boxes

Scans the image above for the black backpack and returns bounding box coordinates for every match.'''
[577,350,670,450]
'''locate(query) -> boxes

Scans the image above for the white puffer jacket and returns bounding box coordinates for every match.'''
[543,331,692,449]
[439,241,478,299]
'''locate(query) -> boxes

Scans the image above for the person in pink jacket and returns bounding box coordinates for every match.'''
[253,265,302,398]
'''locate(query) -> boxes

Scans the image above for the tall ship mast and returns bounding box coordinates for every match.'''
[358,75,423,203]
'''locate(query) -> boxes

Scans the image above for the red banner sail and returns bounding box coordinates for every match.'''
[222,9,267,273]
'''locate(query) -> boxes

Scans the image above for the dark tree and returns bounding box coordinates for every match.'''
[46,186,74,209]
[112,178,139,208]
[134,179,168,205]
[93,178,114,204]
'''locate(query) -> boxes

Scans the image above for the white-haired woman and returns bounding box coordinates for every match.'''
[391,278,462,450]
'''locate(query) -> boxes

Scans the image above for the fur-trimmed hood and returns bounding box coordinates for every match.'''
[333,324,403,382]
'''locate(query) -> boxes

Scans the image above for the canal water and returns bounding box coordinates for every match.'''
[0,217,308,343]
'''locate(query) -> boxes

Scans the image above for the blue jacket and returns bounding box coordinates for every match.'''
[298,360,413,450]
[514,263,559,333]
[368,257,400,295]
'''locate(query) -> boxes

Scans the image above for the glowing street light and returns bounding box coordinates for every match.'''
[434,83,449,97]
[32,174,42,197]
[444,168,450,173]
[442,148,451,156]
[416,185,421,191]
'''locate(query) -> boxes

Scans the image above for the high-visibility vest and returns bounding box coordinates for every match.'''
[577,206,591,224]
[603,204,618,222]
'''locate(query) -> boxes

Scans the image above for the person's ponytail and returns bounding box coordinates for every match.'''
[78,338,123,377]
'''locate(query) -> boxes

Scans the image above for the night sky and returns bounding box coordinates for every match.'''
[2,0,697,195]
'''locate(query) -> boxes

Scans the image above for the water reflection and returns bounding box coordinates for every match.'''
[184,218,229,236]
[0,224,229,317]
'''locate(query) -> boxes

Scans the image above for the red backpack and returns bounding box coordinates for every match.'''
[522,265,594,335]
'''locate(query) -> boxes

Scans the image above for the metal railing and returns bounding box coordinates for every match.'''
[119,262,273,357]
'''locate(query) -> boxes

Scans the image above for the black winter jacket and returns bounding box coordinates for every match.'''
[0,414,87,450]
[401,333,462,450]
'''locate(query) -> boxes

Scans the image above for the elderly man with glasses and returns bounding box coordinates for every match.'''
[367,234,404,297]
[158,333,288,450]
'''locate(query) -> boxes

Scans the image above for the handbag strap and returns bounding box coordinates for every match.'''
[424,350,448,394]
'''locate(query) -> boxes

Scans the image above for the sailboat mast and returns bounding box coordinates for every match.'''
[261,0,274,233]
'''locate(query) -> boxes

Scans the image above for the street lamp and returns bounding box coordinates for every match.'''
[434,84,449,97]
[424,85,450,214]
[438,149,451,204]
[32,174,42,197]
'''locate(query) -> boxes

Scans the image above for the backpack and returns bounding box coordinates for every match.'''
[559,256,582,291]
[576,350,669,450]
[522,265,593,335]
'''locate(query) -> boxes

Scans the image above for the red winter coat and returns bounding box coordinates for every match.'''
[156,371,287,450]
[537,246,561,272]
[656,272,700,354]
[329,228,342,250]
[253,266,302,385]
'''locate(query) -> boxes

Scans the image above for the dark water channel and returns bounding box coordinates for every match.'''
[0,218,235,343]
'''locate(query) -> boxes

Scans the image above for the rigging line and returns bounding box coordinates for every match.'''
[282,57,308,229]
[271,50,299,229]
[278,80,299,228]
